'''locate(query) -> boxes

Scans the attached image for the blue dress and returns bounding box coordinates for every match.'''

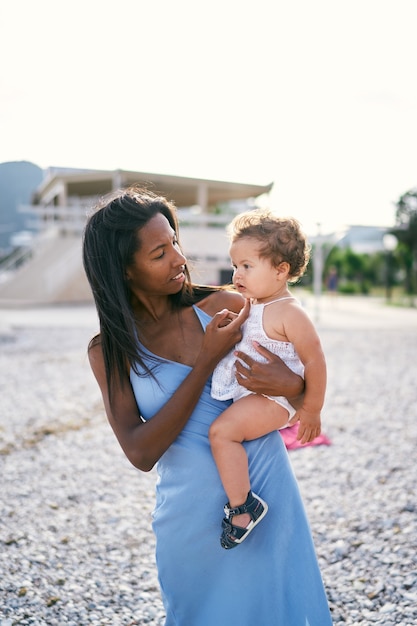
[130,306,332,626]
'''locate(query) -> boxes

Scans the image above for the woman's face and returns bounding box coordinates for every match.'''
[125,212,187,297]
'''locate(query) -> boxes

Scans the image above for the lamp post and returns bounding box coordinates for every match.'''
[382,233,398,302]
[313,223,324,322]
[312,223,348,322]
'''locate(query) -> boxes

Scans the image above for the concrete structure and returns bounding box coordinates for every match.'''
[337,224,390,254]
[0,168,272,305]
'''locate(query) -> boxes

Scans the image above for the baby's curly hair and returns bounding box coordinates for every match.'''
[227,208,310,281]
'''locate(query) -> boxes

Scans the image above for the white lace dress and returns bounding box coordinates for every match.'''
[211,298,304,420]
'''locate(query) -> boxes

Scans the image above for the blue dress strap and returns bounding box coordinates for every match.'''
[192,304,211,329]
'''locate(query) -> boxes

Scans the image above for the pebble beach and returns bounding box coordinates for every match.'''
[1,295,416,626]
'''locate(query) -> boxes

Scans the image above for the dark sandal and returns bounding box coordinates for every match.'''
[220,491,268,549]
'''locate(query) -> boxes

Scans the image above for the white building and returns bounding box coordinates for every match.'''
[0,168,272,305]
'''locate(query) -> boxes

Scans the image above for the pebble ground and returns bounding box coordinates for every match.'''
[1,295,416,625]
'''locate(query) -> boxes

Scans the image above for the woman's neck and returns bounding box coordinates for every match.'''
[131,294,173,323]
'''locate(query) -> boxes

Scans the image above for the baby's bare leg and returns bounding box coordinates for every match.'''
[209,394,289,527]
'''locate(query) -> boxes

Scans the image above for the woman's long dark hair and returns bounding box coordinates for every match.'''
[82,185,218,401]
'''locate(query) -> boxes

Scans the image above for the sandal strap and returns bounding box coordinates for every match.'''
[220,492,269,549]
[223,491,253,520]
[221,518,248,543]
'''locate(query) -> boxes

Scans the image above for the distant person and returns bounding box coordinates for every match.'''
[210,209,327,549]
[326,266,339,294]
[83,188,332,625]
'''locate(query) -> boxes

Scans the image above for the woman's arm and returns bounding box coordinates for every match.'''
[89,300,250,472]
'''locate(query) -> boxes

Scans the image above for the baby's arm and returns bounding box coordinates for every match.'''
[280,303,327,444]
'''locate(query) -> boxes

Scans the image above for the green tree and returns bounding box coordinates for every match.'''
[325,247,374,294]
[324,246,400,295]
[392,188,417,294]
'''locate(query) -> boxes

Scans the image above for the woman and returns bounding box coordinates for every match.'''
[82,186,332,625]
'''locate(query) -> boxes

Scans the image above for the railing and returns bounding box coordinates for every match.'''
[18,204,90,235]
[0,228,60,285]
[0,246,33,283]
[18,203,241,236]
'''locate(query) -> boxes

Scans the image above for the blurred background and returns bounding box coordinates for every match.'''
[1,0,416,307]
[1,5,417,623]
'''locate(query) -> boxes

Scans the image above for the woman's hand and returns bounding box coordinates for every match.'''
[234,340,305,403]
[201,299,251,367]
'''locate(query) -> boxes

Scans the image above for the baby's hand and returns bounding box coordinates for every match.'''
[289,407,321,444]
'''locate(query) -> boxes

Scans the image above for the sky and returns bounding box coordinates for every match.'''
[1,0,417,236]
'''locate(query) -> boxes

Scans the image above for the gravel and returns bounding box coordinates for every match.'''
[1,297,416,625]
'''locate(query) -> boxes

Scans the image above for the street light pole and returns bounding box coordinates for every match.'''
[313,223,323,322]
[382,233,398,302]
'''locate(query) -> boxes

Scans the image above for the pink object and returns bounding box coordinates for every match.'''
[280,423,331,450]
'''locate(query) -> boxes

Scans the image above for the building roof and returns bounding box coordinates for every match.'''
[33,167,273,208]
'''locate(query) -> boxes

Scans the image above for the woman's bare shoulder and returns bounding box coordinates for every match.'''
[87,334,104,371]
[197,288,244,316]
[87,333,101,351]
